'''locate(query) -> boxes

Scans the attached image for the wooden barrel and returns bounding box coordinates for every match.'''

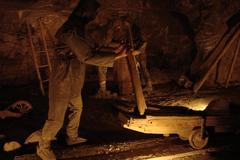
[113,57,133,96]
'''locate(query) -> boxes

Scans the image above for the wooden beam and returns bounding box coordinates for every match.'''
[193,24,240,93]
[126,23,147,115]
[225,35,240,88]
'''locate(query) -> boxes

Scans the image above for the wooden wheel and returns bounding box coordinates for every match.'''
[189,128,209,149]
[8,100,32,114]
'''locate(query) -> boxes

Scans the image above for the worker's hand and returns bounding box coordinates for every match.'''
[131,50,141,56]
[114,49,141,60]
[114,49,127,60]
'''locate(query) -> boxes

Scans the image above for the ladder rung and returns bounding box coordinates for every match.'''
[39,65,49,68]
[42,79,49,83]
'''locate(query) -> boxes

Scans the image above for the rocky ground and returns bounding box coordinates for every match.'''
[0,83,240,160]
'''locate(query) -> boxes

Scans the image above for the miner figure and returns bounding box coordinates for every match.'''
[35,1,136,160]
[96,16,153,97]
[36,0,100,160]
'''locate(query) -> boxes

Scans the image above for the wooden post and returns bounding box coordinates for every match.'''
[125,23,147,115]
[114,58,133,96]
[225,36,240,88]
[193,24,240,93]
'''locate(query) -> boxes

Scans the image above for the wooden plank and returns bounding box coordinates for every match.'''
[193,24,240,93]
[122,113,203,135]
[126,53,147,115]
[225,35,240,88]
[126,23,147,115]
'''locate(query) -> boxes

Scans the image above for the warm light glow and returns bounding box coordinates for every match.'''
[189,98,212,111]
[187,97,215,111]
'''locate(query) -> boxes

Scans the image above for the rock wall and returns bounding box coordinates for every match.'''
[0,1,68,85]
[0,11,35,85]
[0,0,239,89]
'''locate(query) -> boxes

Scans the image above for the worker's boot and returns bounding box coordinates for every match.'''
[24,130,42,144]
[36,140,56,160]
[65,136,87,146]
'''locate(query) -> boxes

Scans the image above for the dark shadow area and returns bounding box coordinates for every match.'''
[0,83,160,159]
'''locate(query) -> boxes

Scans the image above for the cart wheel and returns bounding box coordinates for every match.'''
[8,100,32,114]
[189,128,209,149]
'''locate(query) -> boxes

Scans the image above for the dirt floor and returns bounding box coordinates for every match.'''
[1,83,240,160]
[0,82,156,159]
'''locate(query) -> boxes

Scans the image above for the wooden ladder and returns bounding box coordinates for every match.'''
[26,18,53,96]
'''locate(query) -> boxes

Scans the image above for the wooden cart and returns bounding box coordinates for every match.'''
[119,106,240,149]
